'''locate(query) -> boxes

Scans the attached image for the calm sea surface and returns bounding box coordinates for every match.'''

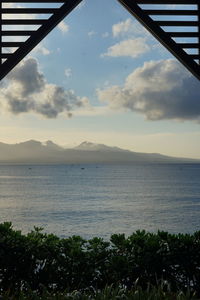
[0,163,200,239]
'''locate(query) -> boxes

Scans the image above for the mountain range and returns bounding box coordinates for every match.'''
[0,140,197,164]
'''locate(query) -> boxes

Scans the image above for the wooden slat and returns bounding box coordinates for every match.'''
[2,0,65,2]
[2,42,24,47]
[2,19,46,24]
[156,21,198,26]
[2,31,34,36]
[137,0,197,4]
[168,32,200,37]
[178,43,199,48]
[144,9,198,16]
[2,8,58,14]
[189,54,200,59]
[0,53,12,58]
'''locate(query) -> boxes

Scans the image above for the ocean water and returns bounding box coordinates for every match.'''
[0,163,200,239]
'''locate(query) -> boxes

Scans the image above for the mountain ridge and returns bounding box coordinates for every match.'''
[74,141,130,152]
[0,140,198,164]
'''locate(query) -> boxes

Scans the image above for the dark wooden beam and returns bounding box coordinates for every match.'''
[0,0,83,80]
[136,0,197,4]
[144,10,198,16]
[118,0,200,80]
[168,32,200,37]
[156,21,198,26]
[2,31,34,36]
[2,8,59,14]
[2,0,66,2]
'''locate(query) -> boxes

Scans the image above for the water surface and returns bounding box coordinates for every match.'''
[0,163,200,238]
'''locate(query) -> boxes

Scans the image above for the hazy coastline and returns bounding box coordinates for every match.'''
[0,140,198,164]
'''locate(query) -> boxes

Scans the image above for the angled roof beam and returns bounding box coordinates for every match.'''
[117,0,200,81]
[0,0,83,81]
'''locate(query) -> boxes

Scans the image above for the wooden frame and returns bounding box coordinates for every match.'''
[0,0,200,81]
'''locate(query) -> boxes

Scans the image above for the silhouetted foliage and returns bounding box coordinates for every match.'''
[1,222,200,297]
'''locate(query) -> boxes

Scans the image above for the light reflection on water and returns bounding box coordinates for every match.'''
[0,163,200,239]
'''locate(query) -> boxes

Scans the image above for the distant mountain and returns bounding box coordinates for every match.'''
[43,140,64,151]
[74,141,129,152]
[0,140,197,164]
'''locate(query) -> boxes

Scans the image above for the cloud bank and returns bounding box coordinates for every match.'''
[97,59,200,121]
[112,18,147,38]
[2,57,200,122]
[102,18,151,59]
[102,38,150,58]
[1,58,89,118]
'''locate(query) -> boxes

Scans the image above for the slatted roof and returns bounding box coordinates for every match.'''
[0,0,200,81]
[118,0,200,80]
[0,0,82,80]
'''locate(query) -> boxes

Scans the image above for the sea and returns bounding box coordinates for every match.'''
[0,163,200,239]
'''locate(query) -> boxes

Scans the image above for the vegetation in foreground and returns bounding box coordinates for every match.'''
[1,222,200,299]
[1,284,199,299]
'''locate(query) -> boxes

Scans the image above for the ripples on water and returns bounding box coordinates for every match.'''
[0,163,200,238]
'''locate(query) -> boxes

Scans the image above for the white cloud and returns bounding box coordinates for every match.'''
[112,18,147,38]
[58,21,69,34]
[88,31,97,37]
[101,18,152,59]
[101,18,157,58]
[102,38,150,58]
[74,105,112,117]
[33,44,51,56]
[1,58,89,118]
[102,32,109,38]
[97,59,200,122]
[64,68,72,78]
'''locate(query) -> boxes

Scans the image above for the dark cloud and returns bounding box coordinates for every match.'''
[98,59,200,121]
[7,58,45,96]
[8,97,35,113]
[1,58,88,118]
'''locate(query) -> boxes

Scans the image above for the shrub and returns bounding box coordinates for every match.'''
[1,222,200,297]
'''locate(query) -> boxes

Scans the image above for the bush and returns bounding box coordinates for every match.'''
[1,222,200,297]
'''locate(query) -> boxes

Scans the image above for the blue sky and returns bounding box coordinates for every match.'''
[1,0,200,159]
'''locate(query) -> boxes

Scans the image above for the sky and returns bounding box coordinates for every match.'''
[1,0,200,159]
